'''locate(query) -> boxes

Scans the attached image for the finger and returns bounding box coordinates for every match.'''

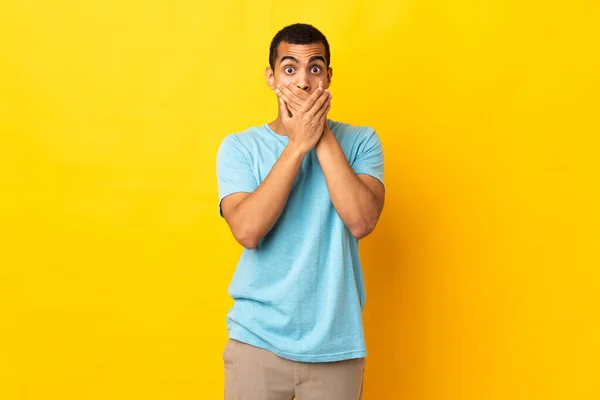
[277,90,302,113]
[277,84,303,110]
[306,89,331,117]
[287,84,311,102]
[315,95,331,121]
[318,102,330,126]
[277,90,300,114]
[299,81,325,113]
[318,101,330,132]
[278,96,291,121]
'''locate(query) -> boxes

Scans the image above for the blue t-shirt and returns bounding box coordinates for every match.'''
[216,119,384,362]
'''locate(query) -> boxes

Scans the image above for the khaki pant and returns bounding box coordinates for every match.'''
[223,339,365,400]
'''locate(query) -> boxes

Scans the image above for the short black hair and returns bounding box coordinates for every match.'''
[269,23,330,70]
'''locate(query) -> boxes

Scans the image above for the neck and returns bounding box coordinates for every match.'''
[268,106,290,136]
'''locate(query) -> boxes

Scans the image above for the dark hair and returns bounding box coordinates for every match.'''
[269,23,330,70]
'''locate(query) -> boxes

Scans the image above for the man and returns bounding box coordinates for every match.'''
[216,23,385,400]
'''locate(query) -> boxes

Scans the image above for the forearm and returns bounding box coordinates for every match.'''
[229,144,305,248]
[315,128,380,239]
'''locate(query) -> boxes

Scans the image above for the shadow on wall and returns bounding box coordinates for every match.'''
[360,168,434,399]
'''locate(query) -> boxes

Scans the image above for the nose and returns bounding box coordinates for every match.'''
[295,72,310,92]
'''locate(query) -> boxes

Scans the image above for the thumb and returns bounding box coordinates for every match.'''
[278,97,291,121]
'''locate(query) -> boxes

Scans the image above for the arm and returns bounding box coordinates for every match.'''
[219,84,331,249]
[275,83,385,239]
[220,146,304,249]
[315,126,385,239]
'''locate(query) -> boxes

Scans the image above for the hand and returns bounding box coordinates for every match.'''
[276,81,332,155]
[276,82,312,116]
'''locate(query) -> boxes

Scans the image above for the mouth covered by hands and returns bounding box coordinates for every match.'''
[275,80,332,154]
[276,81,331,118]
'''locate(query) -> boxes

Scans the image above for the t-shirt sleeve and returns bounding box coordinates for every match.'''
[351,128,385,189]
[216,134,258,217]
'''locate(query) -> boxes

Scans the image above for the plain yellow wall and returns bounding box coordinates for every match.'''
[1,1,599,399]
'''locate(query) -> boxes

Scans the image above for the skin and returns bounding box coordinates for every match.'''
[266,41,332,125]
[221,41,385,248]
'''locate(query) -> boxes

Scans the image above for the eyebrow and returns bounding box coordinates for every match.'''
[280,55,326,65]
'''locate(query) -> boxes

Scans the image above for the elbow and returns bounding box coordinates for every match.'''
[240,239,259,250]
[349,218,377,240]
[225,210,263,249]
[233,229,261,250]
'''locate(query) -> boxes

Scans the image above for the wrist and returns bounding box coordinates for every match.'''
[317,125,334,148]
[283,141,308,160]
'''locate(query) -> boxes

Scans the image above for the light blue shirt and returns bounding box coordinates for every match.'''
[216,119,384,362]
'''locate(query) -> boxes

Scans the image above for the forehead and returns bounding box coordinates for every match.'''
[276,41,326,63]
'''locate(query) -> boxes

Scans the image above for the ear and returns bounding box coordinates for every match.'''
[265,67,276,90]
[326,67,333,87]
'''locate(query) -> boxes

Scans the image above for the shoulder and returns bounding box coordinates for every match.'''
[218,125,267,155]
[330,119,377,138]
[328,120,379,147]
[219,125,263,145]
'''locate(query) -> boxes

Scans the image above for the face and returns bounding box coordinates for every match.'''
[266,41,333,95]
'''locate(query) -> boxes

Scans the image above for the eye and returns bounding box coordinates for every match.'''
[311,66,322,74]
[284,66,295,74]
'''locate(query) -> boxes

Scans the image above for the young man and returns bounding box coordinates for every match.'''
[216,23,385,400]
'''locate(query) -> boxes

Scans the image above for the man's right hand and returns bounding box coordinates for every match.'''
[277,81,331,155]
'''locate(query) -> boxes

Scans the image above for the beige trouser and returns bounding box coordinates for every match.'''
[223,339,366,400]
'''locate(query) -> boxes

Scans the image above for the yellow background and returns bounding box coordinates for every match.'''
[1,1,599,399]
